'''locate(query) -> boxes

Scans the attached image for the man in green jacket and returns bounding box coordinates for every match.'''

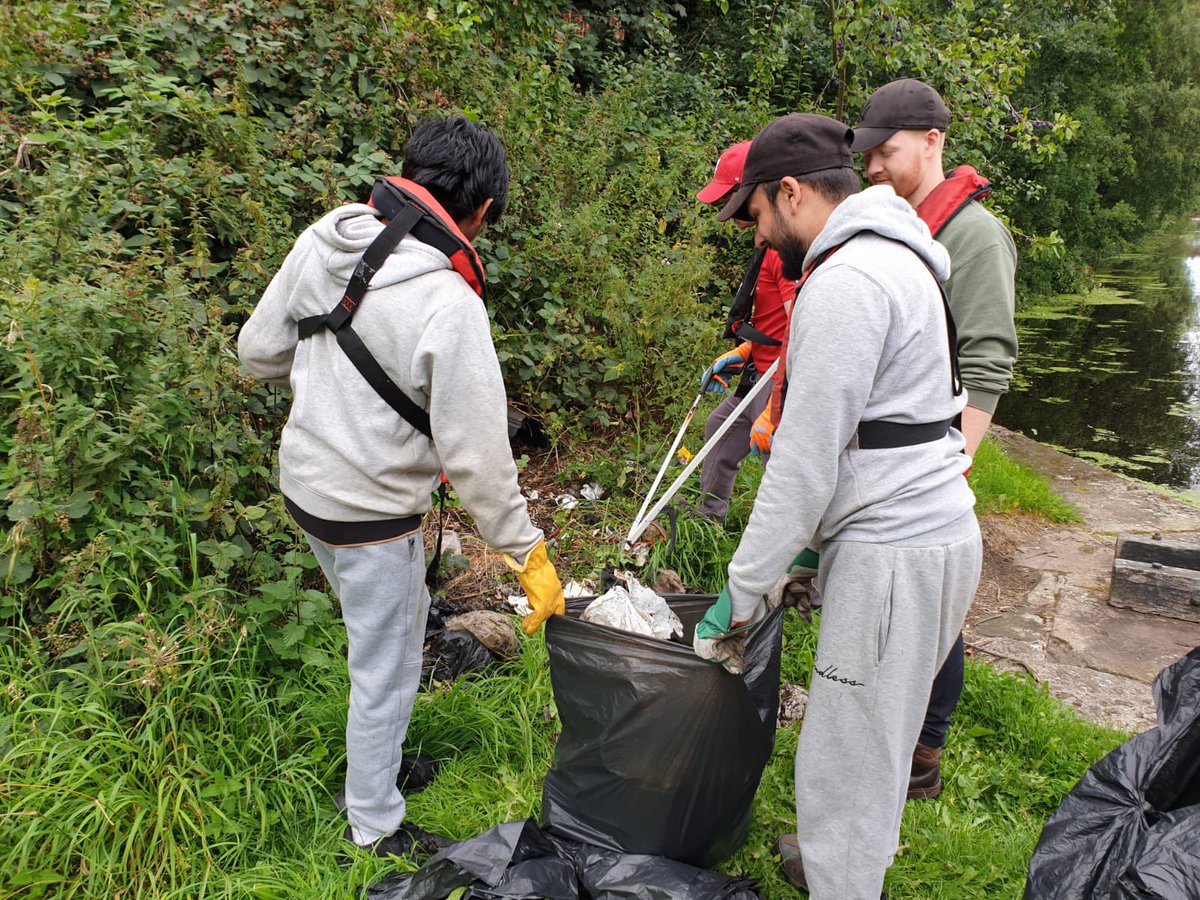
[852,78,1018,798]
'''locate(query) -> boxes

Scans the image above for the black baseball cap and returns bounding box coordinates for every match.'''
[851,79,951,152]
[716,113,855,222]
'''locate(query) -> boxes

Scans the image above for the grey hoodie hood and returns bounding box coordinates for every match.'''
[312,202,454,295]
[806,184,951,282]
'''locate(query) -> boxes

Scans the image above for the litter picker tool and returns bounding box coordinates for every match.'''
[624,357,778,551]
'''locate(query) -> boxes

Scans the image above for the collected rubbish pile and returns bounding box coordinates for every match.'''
[1025,645,1200,899]
[373,588,784,899]
[578,571,683,640]
[421,602,519,683]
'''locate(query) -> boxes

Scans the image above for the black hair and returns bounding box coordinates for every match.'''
[762,167,861,205]
[401,117,509,225]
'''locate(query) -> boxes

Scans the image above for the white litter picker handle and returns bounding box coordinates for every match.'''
[624,357,778,550]
[630,378,711,536]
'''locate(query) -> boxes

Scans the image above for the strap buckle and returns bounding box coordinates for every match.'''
[353,257,377,283]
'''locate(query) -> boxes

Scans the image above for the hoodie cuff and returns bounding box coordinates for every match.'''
[965,388,1002,415]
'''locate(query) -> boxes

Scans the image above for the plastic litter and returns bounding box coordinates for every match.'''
[556,494,578,510]
[444,611,519,658]
[1025,645,1200,899]
[580,482,604,501]
[543,595,784,867]
[579,573,683,641]
[562,580,593,599]
[422,628,499,682]
[367,819,760,900]
[438,529,463,557]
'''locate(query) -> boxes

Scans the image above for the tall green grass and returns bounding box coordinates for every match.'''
[1,601,1124,900]
[0,611,559,898]
[969,439,1081,523]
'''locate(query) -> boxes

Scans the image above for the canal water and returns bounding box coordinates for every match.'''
[996,244,1200,492]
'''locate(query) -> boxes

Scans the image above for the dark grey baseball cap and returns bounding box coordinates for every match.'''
[851,79,951,152]
[716,113,854,222]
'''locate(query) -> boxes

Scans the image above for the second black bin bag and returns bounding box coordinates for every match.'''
[541,594,784,868]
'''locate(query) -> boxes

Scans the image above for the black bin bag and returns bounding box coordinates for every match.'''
[540,595,785,868]
[1025,646,1200,899]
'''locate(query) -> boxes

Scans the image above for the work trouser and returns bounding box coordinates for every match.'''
[920,633,965,748]
[305,530,430,845]
[697,369,770,520]
[795,514,982,900]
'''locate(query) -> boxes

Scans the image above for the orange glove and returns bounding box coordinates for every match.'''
[749,402,774,456]
[504,540,565,635]
[702,342,752,393]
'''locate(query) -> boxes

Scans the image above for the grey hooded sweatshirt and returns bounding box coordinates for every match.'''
[727,185,974,620]
[238,203,542,560]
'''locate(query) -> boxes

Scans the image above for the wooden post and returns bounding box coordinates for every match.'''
[1110,534,1200,624]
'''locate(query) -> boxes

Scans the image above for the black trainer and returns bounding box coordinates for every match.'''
[342,822,452,860]
[334,754,441,816]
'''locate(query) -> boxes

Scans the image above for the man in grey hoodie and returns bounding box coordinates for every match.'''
[238,118,564,859]
[694,114,982,898]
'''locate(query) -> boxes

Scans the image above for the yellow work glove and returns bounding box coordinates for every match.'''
[504,540,565,635]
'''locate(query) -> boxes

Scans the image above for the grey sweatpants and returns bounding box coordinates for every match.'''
[306,531,430,845]
[796,514,982,899]
[697,380,770,520]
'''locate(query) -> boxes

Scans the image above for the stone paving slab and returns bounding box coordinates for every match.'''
[1048,590,1200,684]
[967,428,1200,733]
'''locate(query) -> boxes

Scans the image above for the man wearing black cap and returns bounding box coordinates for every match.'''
[692,113,982,898]
[853,78,1018,802]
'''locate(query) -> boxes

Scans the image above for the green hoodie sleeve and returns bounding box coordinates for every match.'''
[938,203,1018,415]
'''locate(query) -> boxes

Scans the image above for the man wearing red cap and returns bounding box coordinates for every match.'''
[693,141,798,521]
[853,78,1018,802]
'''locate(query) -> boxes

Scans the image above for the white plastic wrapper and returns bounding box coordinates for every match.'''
[581,573,683,641]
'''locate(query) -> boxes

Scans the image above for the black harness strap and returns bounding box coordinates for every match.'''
[850,235,963,449]
[855,417,955,449]
[296,202,432,437]
[723,246,782,347]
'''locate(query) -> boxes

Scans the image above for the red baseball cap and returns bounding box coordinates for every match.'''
[696,141,751,205]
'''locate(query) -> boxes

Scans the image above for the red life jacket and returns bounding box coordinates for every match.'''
[916,166,992,238]
[369,176,487,299]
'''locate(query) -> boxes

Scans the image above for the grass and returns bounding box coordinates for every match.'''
[0,606,1125,899]
[968,439,1081,523]
[0,437,1109,898]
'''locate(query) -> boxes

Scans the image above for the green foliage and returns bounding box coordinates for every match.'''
[969,438,1081,523]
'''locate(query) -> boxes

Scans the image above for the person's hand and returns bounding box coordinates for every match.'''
[749,405,774,456]
[701,343,752,394]
[768,549,820,621]
[504,540,565,635]
[693,586,765,675]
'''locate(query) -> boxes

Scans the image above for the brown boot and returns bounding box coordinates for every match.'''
[775,834,809,892]
[907,742,943,800]
[775,834,887,897]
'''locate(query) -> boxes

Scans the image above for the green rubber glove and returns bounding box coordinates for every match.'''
[693,587,762,674]
[767,548,820,619]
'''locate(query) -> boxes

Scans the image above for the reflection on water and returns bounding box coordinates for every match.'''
[996,251,1200,490]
